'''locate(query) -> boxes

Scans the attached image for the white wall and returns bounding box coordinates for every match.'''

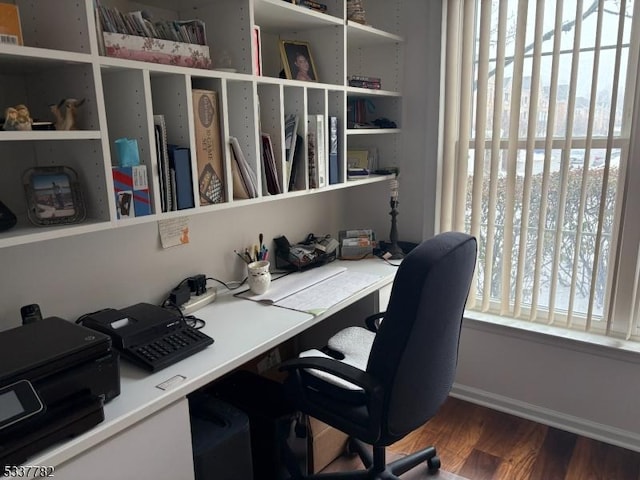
[454,320,640,451]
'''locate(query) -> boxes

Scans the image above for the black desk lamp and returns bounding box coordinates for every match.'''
[388,177,404,259]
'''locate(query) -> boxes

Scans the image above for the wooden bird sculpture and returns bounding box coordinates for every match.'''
[51,98,85,130]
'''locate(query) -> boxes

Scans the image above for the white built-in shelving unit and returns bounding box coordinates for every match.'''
[0,0,404,249]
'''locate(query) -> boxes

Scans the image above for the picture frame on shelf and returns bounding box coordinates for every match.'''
[346,149,370,170]
[279,40,318,82]
[23,166,86,226]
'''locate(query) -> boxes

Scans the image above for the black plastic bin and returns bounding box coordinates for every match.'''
[189,392,254,480]
[206,370,305,480]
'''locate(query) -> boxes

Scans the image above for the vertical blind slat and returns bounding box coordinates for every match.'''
[567,0,605,328]
[530,0,565,321]
[592,0,627,332]
[454,0,476,231]
[440,0,463,232]
[548,0,584,325]
[482,0,509,311]
[514,0,546,318]
[469,0,493,309]
[501,0,529,315]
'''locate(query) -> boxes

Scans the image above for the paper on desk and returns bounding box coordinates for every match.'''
[275,271,382,315]
[245,265,347,304]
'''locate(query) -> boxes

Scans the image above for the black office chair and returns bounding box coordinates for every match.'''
[279,231,477,479]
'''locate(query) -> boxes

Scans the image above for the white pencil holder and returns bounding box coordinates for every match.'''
[247,260,271,295]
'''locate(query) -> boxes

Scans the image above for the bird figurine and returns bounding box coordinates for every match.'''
[14,104,32,130]
[2,107,19,131]
[50,98,85,130]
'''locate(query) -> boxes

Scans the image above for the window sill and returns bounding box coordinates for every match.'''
[463,310,640,363]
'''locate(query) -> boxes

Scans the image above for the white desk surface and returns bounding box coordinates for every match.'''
[29,258,398,469]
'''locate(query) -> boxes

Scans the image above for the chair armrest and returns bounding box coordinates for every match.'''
[279,356,382,396]
[364,312,385,332]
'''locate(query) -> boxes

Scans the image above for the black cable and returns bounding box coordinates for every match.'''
[162,301,205,329]
[380,257,402,267]
[206,276,248,290]
[75,307,112,325]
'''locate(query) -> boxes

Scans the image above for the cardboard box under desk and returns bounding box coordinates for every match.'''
[239,340,348,473]
[308,416,349,473]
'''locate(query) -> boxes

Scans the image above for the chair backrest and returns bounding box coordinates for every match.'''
[366,231,477,442]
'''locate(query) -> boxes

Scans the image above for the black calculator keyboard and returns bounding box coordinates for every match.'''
[126,324,214,372]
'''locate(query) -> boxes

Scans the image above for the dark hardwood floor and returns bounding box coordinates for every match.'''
[388,397,640,480]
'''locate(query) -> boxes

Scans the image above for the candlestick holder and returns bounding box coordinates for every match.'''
[388,188,404,260]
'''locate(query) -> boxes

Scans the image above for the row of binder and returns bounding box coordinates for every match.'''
[154,114,194,211]
[285,114,340,190]
[152,112,341,205]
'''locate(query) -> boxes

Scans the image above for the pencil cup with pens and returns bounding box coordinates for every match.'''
[247,260,271,294]
[235,232,271,294]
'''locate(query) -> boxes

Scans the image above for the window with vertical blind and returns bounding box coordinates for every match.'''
[440,0,640,339]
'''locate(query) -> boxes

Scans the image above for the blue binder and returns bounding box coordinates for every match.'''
[167,145,195,210]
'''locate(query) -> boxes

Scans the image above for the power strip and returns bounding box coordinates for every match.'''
[180,287,217,315]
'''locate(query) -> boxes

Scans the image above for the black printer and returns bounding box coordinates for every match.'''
[0,317,120,468]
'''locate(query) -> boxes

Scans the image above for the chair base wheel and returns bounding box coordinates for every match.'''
[427,455,441,473]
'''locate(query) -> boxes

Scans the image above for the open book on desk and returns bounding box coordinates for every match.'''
[239,265,382,315]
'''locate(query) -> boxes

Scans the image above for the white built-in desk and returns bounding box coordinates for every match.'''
[25,259,397,480]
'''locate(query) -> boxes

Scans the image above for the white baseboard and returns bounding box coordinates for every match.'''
[450,383,640,453]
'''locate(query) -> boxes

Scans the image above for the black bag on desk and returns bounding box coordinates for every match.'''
[274,234,337,271]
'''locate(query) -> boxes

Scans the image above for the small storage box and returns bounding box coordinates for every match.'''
[103,32,212,69]
[112,165,151,218]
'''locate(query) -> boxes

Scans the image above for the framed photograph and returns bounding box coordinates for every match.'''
[23,166,86,226]
[279,40,318,82]
[347,149,370,170]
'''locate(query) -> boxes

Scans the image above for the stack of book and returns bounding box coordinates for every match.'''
[284,0,328,13]
[298,0,328,13]
[348,75,381,90]
[347,0,367,24]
